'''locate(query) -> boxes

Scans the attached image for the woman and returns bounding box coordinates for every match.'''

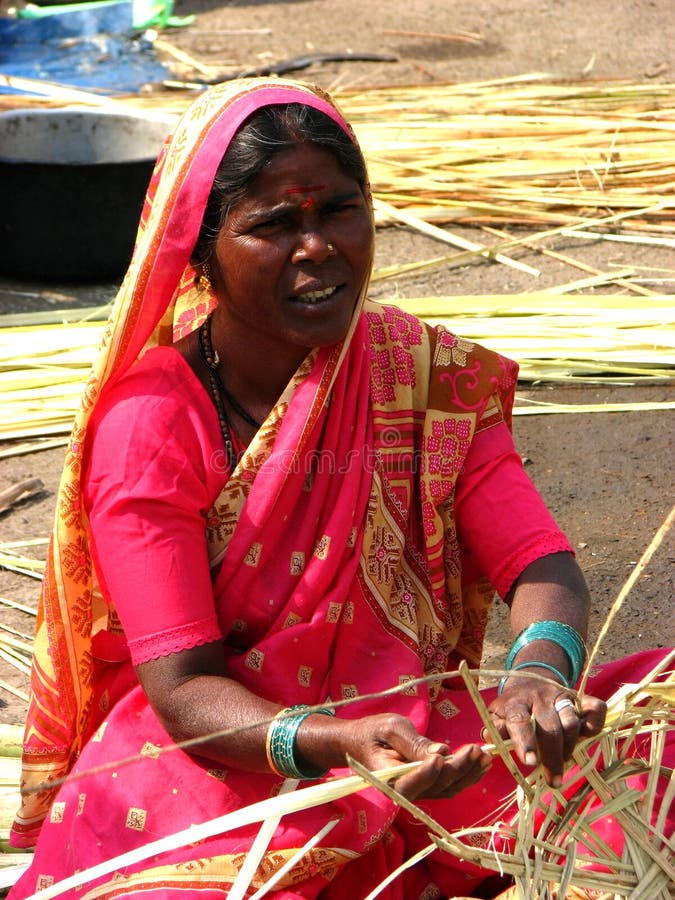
[9,79,668,899]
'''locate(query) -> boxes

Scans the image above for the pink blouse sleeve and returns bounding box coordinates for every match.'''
[455,421,574,599]
[83,348,228,665]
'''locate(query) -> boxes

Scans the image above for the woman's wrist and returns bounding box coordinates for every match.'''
[499,627,587,694]
[511,638,573,682]
[267,708,347,779]
[296,713,349,770]
[498,657,570,695]
[506,620,587,684]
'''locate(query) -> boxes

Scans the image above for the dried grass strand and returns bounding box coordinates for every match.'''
[228,778,299,900]
[249,818,339,900]
[362,843,436,900]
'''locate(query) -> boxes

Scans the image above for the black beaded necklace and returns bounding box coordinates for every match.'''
[198,315,262,469]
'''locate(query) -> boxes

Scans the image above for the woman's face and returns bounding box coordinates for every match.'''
[210,141,374,365]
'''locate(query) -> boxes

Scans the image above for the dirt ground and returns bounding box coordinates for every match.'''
[1,0,674,727]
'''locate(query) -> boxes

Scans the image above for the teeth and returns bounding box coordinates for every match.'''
[295,286,337,303]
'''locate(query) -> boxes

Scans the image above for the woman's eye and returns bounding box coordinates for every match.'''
[326,202,359,215]
[251,217,285,232]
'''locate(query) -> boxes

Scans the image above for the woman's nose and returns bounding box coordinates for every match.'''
[291,230,335,264]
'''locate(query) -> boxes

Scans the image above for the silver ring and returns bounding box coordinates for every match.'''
[554,697,576,715]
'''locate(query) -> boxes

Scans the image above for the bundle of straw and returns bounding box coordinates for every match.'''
[349,79,675,232]
[0,315,104,442]
[0,594,35,718]
[0,542,46,581]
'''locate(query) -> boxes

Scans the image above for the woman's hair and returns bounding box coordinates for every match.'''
[192,103,368,267]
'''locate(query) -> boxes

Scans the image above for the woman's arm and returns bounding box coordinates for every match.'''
[506,550,589,679]
[137,641,491,800]
[454,424,606,785]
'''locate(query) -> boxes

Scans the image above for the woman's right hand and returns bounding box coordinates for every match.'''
[299,712,492,801]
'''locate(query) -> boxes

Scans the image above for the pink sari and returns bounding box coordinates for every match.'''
[9,79,672,899]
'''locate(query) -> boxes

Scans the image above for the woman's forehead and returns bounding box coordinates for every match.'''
[248,144,359,196]
[286,184,326,194]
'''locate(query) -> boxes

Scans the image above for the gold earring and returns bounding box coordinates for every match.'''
[198,263,213,292]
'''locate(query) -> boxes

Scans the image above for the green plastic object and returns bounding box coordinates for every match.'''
[17,0,194,29]
[18,0,127,19]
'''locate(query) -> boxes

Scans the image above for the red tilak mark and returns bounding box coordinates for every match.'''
[286,185,325,211]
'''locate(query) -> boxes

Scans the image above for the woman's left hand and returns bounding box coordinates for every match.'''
[492,552,607,786]
[485,675,606,787]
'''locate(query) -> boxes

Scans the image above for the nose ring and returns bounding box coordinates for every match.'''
[294,242,335,260]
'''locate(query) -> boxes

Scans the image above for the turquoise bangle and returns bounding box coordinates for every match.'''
[506,620,586,684]
[267,704,335,780]
[498,660,570,695]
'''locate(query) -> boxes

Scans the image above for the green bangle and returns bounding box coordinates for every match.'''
[506,620,586,684]
[266,704,335,780]
[498,660,570,695]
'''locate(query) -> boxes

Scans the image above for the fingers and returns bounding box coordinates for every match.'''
[483,679,607,787]
[433,744,492,799]
[533,696,581,786]
[487,684,605,788]
[355,692,606,802]
[375,714,450,762]
[492,696,540,768]
[553,696,581,759]
[393,747,446,799]
[394,743,492,801]
[351,714,491,801]
[345,713,452,775]
[578,695,607,737]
